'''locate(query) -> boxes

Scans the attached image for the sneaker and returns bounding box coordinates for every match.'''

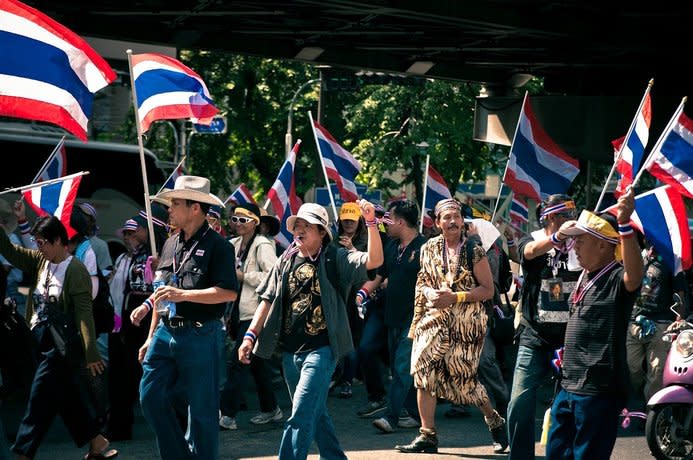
[338,382,353,399]
[249,407,283,425]
[397,415,420,429]
[373,417,395,434]
[219,415,237,430]
[356,399,387,418]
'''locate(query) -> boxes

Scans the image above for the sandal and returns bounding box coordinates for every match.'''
[84,447,118,459]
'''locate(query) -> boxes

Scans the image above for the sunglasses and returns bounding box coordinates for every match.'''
[231,216,255,224]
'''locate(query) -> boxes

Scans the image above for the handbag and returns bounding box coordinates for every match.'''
[490,292,516,347]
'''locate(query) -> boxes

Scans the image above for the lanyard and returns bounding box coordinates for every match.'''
[571,260,619,304]
[172,227,210,279]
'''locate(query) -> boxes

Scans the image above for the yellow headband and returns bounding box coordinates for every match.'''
[575,210,622,262]
[234,207,260,223]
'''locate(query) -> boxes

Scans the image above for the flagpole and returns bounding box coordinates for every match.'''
[632,96,688,189]
[127,49,159,259]
[0,171,90,196]
[308,111,339,223]
[594,79,654,212]
[492,91,529,222]
[419,154,431,233]
[31,136,66,184]
[156,155,187,195]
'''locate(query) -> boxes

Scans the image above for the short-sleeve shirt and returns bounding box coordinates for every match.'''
[158,221,238,322]
[561,264,639,395]
[379,235,426,328]
[633,252,685,321]
[518,232,582,350]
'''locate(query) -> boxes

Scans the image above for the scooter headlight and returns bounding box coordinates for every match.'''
[676,330,693,358]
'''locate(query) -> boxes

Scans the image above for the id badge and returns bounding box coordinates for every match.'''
[171,273,179,287]
[548,278,563,301]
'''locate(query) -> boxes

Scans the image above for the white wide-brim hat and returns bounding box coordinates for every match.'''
[286,203,333,241]
[157,175,225,207]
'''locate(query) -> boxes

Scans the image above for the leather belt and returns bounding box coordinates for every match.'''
[163,317,205,329]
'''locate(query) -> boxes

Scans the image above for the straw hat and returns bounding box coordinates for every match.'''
[157,175,224,207]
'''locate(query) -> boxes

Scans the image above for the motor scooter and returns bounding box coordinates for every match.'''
[646,294,693,460]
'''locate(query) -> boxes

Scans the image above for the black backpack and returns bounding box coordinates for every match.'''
[92,270,114,334]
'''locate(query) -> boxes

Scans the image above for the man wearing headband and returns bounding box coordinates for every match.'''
[507,193,582,460]
[546,189,643,459]
[396,198,506,454]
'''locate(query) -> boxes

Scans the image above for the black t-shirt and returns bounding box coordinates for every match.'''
[633,253,685,321]
[158,222,238,322]
[379,235,426,328]
[280,256,330,353]
[561,263,638,396]
[518,233,582,350]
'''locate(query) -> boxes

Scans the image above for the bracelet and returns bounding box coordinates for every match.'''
[243,330,257,344]
[506,239,515,247]
[456,291,467,303]
[365,219,378,227]
[142,298,154,312]
[618,223,634,238]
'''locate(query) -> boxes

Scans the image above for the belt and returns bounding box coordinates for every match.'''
[162,317,205,329]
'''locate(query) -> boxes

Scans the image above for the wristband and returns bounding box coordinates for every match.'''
[142,298,154,312]
[550,232,562,245]
[244,330,257,344]
[365,219,378,227]
[356,289,370,303]
[618,223,634,238]
[506,239,515,247]
[456,291,467,303]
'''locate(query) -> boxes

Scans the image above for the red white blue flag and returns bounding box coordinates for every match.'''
[0,0,116,140]
[509,195,529,224]
[311,117,361,202]
[268,140,302,248]
[131,53,218,133]
[225,183,257,207]
[423,164,451,228]
[642,102,693,197]
[504,96,580,201]
[614,84,652,192]
[608,185,691,275]
[160,158,186,192]
[34,137,67,183]
[22,172,83,238]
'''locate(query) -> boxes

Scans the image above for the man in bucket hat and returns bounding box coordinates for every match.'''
[546,189,643,459]
[136,175,238,460]
[238,200,383,460]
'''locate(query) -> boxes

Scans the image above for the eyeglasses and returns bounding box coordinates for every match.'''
[231,216,254,224]
[32,237,48,248]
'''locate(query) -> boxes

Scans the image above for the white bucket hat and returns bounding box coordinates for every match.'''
[157,175,225,207]
[286,203,332,241]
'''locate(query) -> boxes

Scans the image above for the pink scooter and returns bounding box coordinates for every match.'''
[646,294,693,460]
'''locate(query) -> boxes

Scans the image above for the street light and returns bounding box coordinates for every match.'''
[286,78,321,157]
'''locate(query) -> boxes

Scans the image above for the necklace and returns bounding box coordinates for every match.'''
[304,246,322,262]
[397,242,409,263]
[442,239,463,283]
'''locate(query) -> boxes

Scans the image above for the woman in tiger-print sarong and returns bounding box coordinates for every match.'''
[394,198,508,454]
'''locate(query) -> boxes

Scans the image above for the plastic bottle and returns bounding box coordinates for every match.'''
[153,270,175,316]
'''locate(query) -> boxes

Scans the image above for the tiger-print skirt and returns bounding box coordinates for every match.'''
[410,301,490,407]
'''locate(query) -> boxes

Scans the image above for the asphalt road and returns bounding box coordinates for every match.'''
[1,368,651,460]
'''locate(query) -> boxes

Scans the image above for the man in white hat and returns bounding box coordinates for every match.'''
[136,175,238,460]
[238,200,383,460]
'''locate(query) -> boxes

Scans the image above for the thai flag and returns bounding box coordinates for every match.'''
[131,53,218,133]
[422,164,451,227]
[612,136,627,198]
[0,0,116,140]
[614,86,652,190]
[34,137,67,183]
[267,140,303,248]
[643,104,693,197]
[504,96,580,201]
[22,172,83,238]
[509,195,529,224]
[608,185,691,275]
[311,119,361,202]
[161,160,186,191]
[225,183,257,207]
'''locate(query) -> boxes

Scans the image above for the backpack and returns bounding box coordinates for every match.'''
[75,241,114,334]
[494,241,513,294]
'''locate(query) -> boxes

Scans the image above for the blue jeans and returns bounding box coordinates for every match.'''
[383,326,418,423]
[507,345,554,460]
[279,346,347,460]
[357,307,386,401]
[140,320,224,460]
[546,389,623,460]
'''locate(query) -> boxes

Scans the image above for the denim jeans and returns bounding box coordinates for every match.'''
[140,320,224,460]
[507,345,554,460]
[383,326,418,424]
[357,307,386,401]
[546,389,624,460]
[279,346,347,460]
